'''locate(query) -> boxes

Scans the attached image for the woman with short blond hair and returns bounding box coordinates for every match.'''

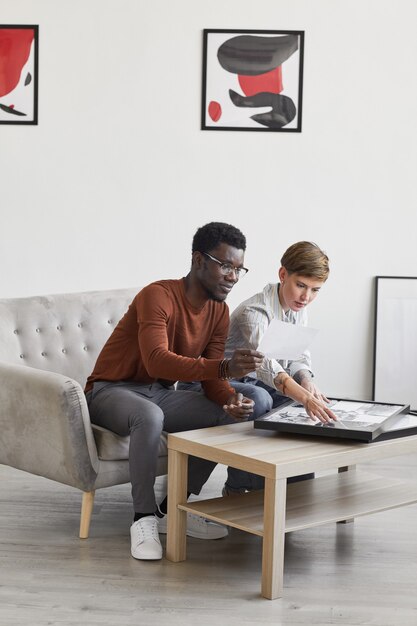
[223,241,335,494]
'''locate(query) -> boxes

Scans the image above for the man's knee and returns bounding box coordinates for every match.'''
[129,403,164,433]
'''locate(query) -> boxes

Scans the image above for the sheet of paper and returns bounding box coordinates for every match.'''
[257,319,318,360]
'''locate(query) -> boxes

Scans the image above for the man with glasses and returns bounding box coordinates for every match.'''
[85,222,272,561]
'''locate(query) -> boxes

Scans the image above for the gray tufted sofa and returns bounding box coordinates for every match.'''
[0,288,167,538]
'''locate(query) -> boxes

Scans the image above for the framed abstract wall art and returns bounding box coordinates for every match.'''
[201,29,304,132]
[0,25,39,125]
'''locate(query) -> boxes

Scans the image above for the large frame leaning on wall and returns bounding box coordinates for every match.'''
[0,25,39,125]
[201,29,304,132]
[373,276,417,411]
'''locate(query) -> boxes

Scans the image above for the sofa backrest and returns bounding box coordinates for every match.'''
[0,288,139,387]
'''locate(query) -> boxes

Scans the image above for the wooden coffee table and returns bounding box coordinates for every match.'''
[165,421,417,599]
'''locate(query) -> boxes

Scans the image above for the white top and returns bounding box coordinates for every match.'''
[225,283,312,390]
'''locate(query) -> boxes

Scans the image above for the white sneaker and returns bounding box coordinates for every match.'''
[130,516,162,560]
[157,511,228,540]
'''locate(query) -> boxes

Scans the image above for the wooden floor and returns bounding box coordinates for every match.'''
[1,455,417,626]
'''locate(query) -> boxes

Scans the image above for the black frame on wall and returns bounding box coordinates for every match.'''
[0,24,39,125]
[201,28,304,132]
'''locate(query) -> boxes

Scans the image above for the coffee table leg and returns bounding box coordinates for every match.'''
[261,477,287,599]
[166,449,188,562]
[337,465,356,524]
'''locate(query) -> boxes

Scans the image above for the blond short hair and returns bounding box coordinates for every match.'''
[280,241,329,282]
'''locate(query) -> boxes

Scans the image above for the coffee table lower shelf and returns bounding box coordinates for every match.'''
[179,471,417,536]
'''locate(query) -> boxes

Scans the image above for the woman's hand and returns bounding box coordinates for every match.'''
[303,393,337,423]
[300,379,330,404]
[275,371,337,423]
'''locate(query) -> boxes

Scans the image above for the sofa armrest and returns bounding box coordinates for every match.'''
[0,361,99,491]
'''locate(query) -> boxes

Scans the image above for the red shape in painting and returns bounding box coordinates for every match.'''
[0,28,35,97]
[238,66,283,97]
[208,100,222,122]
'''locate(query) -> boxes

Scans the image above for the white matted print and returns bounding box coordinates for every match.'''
[373,276,417,410]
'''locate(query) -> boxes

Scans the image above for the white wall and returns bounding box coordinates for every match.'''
[2,0,417,400]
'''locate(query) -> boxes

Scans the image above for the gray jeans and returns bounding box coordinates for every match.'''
[86,381,238,513]
[178,380,273,493]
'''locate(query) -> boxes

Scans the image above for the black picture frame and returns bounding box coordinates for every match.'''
[372,276,417,411]
[0,24,39,125]
[254,398,410,442]
[372,412,417,442]
[201,29,304,132]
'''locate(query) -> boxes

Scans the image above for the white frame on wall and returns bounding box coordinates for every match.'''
[373,276,417,411]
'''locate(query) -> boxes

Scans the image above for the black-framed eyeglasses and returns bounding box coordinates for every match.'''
[202,252,249,278]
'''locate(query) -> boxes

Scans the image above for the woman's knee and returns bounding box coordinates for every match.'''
[243,385,273,418]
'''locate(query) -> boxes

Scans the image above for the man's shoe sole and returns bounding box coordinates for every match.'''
[131,550,162,560]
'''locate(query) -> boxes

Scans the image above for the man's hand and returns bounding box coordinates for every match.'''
[227,348,264,379]
[223,393,255,419]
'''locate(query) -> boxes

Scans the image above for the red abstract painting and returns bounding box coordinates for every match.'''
[0,25,39,124]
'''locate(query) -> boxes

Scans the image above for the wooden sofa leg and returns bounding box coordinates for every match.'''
[80,490,95,539]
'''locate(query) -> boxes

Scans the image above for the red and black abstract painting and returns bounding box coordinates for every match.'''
[202,29,304,132]
[0,25,39,125]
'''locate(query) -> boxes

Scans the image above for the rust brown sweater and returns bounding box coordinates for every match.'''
[85,278,234,405]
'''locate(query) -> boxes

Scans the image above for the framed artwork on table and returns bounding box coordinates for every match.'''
[0,25,39,125]
[254,398,410,442]
[201,29,304,132]
[373,276,417,411]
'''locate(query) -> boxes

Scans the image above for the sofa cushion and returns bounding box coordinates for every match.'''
[92,424,168,461]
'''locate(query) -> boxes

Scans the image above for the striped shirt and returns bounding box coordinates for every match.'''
[225,283,312,390]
